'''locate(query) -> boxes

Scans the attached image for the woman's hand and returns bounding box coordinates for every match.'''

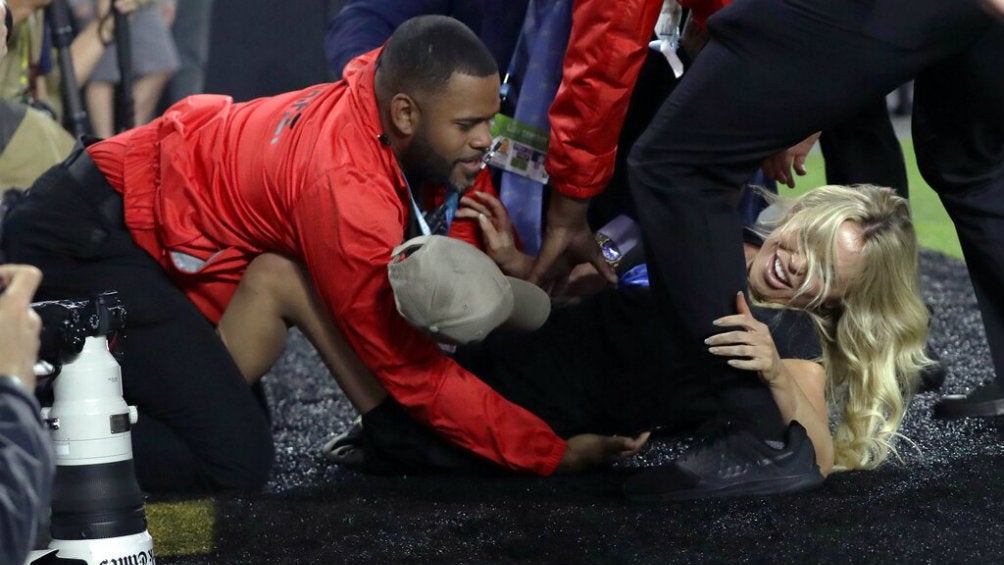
[454,191,533,279]
[706,292,787,386]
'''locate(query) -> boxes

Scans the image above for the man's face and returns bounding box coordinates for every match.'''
[400,72,500,191]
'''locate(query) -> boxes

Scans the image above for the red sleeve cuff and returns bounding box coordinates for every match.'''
[539,438,568,476]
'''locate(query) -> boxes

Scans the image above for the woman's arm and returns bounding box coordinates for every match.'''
[707,293,834,475]
[771,359,833,475]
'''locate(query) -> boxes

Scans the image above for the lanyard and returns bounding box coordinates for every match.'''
[405,175,432,237]
[498,0,536,114]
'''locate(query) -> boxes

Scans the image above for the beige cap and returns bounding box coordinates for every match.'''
[388,235,550,344]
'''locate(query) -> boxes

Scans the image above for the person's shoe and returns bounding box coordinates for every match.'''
[934,381,1004,419]
[919,347,947,392]
[623,421,824,502]
[319,416,368,470]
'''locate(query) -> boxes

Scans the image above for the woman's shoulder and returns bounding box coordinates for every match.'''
[753,306,822,361]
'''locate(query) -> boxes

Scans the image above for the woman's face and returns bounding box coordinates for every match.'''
[747,219,865,309]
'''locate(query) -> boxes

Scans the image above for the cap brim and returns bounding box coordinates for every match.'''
[502,277,550,332]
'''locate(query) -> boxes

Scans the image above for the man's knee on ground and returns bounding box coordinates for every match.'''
[203,423,275,492]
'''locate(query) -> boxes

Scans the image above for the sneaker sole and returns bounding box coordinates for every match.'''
[933,394,1004,419]
[625,473,825,503]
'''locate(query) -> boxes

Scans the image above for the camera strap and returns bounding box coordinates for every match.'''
[62,140,124,229]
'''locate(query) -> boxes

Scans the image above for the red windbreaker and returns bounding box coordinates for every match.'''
[546,0,663,199]
[88,50,566,476]
[546,0,729,199]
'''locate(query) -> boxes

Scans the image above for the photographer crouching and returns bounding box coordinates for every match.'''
[1,6,55,563]
[0,263,53,565]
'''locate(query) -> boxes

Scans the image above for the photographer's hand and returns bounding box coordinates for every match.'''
[0,265,42,389]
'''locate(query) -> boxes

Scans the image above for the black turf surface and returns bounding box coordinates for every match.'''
[157,250,1004,564]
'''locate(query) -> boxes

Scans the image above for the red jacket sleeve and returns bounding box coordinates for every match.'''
[545,0,663,199]
[292,168,566,476]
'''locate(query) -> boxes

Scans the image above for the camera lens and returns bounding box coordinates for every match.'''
[49,460,148,540]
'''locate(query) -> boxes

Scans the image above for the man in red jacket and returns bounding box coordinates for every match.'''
[0,15,637,492]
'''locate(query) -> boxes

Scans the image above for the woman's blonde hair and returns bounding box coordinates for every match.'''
[752,184,930,471]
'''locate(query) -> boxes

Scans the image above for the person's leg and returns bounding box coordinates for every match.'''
[914,23,1004,417]
[820,98,909,198]
[1,155,273,492]
[622,0,982,499]
[217,253,386,414]
[627,0,926,441]
[216,254,502,473]
[132,72,173,126]
[84,82,116,139]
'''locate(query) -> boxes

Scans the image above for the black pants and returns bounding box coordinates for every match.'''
[456,289,818,438]
[820,97,909,198]
[1,149,274,493]
[457,289,717,438]
[627,0,1004,421]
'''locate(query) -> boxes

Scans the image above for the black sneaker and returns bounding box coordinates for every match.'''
[320,398,500,475]
[320,416,368,470]
[934,381,1004,419]
[623,421,824,502]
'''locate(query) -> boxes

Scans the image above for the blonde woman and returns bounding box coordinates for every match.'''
[741,185,930,472]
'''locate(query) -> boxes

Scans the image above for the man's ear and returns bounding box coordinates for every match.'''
[389,93,420,136]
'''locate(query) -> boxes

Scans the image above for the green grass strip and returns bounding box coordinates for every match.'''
[146,498,215,556]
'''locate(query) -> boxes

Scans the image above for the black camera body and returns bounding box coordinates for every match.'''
[34,292,125,369]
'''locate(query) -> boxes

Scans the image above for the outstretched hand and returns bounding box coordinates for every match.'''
[556,431,651,473]
[706,292,786,386]
[528,192,616,290]
[761,132,821,189]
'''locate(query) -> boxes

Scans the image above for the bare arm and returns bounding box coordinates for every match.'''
[771,359,833,475]
[707,293,833,475]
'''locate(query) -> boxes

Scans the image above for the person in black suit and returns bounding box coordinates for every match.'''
[649,0,1004,422]
[588,0,1003,498]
